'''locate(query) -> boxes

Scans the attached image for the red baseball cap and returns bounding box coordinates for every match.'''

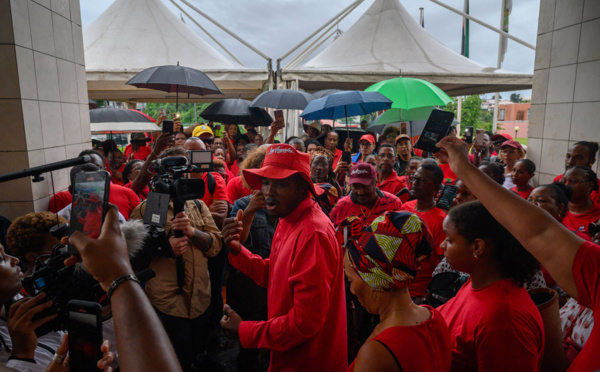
[395,134,411,144]
[243,144,324,195]
[492,133,513,141]
[500,140,523,150]
[359,134,375,144]
[348,163,377,185]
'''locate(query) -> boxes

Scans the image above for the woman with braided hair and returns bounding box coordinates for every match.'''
[344,211,451,372]
[561,166,600,236]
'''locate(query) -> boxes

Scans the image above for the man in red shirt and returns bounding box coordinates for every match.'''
[376,144,408,201]
[49,150,141,219]
[124,133,152,161]
[324,131,343,169]
[221,144,347,371]
[330,163,403,228]
[401,162,447,299]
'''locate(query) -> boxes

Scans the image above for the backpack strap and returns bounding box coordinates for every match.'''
[207,172,216,196]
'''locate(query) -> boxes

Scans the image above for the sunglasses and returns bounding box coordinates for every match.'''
[203,138,214,144]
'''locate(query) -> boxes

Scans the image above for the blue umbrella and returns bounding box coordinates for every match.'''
[300,90,392,134]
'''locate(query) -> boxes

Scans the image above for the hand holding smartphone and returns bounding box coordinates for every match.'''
[436,184,459,210]
[413,110,455,153]
[162,120,174,135]
[68,171,110,254]
[474,129,485,147]
[68,300,103,372]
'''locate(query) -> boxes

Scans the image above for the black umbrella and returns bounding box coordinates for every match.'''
[250,89,315,110]
[89,108,154,123]
[200,99,273,127]
[312,89,344,99]
[126,62,223,111]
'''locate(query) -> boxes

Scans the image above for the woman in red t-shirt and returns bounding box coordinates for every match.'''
[561,166,600,236]
[510,159,535,199]
[122,159,148,200]
[438,201,544,372]
[344,211,451,372]
[437,136,600,371]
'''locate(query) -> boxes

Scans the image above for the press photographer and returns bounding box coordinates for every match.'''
[129,146,222,372]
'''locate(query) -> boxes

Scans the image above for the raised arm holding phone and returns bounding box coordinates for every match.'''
[436,136,599,371]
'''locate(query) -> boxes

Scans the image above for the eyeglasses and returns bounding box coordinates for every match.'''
[396,142,411,148]
[562,178,585,185]
[411,176,435,185]
[203,138,214,144]
[359,142,373,147]
[500,148,518,154]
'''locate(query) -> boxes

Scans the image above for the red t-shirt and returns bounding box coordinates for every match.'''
[438,278,544,372]
[109,184,142,220]
[230,159,241,177]
[108,164,125,186]
[563,203,600,235]
[332,148,342,170]
[124,182,149,200]
[48,184,141,220]
[376,172,408,196]
[330,190,403,228]
[400,200,447,297]
[570,241,600,371]
[347,306,451,372]
[48,190,72,213]
[439,163,457,185]
[124,145,152,161]
[554,174,600,205]
[511,186,534,199]
[226,176,253,204]
[200,172,228,207]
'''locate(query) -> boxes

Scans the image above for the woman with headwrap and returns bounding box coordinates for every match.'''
[343,211,451,371]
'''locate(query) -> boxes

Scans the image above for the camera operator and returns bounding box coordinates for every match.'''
[129,147,222,372]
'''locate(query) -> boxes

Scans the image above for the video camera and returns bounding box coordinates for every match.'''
[21,223,158,337]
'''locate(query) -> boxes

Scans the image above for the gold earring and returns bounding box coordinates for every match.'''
[473,254,479,260]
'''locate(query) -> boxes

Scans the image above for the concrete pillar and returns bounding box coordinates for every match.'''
[528,0,600,185]
[0,0,89,220]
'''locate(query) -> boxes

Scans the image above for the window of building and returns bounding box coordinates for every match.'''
[499,109,505,121]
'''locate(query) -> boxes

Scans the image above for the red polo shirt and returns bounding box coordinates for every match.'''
[229,196,347,371]
[401,200,447,297]
[439,163,457,185]
[563,203,600,235]
[376,171,408,196]
[330,189,403,228]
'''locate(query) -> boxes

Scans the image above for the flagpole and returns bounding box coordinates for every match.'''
[492,0,507,134]
[457,0,469,136]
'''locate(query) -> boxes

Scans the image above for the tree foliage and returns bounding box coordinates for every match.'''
[510,93,522,103]
[143,102,211,125]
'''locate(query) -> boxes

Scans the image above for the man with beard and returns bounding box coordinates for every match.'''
[400,162,446,301]
[221,144,347,371]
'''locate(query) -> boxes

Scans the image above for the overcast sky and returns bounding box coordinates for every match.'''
[81,0,540,98]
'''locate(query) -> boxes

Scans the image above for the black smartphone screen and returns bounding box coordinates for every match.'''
[436,184,459,210]
[341,151,352,164]
[464,126,474,143]
[413,110,455,153]
[69,171,110,253]
[162,120,174,135]
[68,300,103,372]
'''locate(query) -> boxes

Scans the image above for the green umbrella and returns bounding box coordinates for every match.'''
[365,77,452,110]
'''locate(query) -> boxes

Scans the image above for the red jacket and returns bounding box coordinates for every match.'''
[229,197,348,371]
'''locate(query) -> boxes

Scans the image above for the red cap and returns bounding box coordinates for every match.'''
[395,134,411,143]
[492,133,513,141]
[500,140,523,150]
[359,134,375,144]
[88,193,101,203]
[243,144,324,195]
[348,163,377,185]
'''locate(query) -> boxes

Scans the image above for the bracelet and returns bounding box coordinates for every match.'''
[107,274,140,299]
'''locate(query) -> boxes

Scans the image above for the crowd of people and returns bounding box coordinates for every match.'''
[0,113,599,372]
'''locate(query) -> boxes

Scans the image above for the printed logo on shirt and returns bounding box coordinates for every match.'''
[579,226,585,231]
[268,146,295,155]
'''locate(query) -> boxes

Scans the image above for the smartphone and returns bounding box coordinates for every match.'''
[69,171,110,254]
[474,129,484,147]
[436,184,459,210]
[274,109,284,121]
[464,126,474,143]
[159,108,166,117]
[413,110,455,153]
[162,120,174,135]
[342,151,352,164]
[68,300,103,372]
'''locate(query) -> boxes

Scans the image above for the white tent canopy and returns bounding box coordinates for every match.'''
[282,0,532,96]
[85,0,270,102]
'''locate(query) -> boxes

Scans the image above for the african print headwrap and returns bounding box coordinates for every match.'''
[346,211,433,291]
